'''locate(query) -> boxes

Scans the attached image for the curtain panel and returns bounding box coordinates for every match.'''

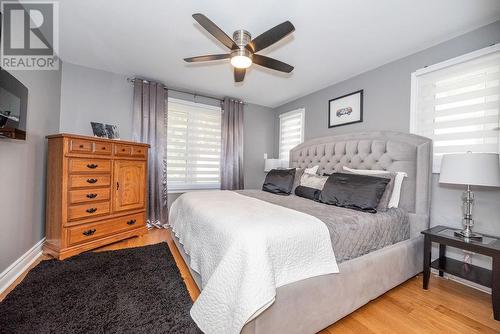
[221,97,244,190]
[132,79,168,227]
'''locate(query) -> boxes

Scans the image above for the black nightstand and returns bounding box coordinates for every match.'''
[421,225,500,320]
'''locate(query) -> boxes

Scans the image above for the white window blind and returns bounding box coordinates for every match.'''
[166,98,222,191]
[411,46,500,172]
[279,108,305,161]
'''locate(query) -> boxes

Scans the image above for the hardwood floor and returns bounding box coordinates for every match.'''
[2,228,499,333]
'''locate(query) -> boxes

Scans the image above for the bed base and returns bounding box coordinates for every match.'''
[172,232,423,334]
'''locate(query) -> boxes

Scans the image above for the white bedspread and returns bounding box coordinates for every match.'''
[169,190,339,334]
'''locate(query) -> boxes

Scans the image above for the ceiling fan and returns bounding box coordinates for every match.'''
[184,14,295,82]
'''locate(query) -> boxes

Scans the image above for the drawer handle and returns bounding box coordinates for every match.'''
[86,178,98,184]
[101,146,106,150]
[82,228,96,236]
[79,144,84,148]
[122,148,126,152]
[86,163,98,169]
[127,219,136,226]
[86,207,97,213]
[86,193,98,199]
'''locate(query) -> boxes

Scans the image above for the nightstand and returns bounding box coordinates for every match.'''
[421,225,500,320]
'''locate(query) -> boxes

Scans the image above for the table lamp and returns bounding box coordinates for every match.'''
[439,152,500,240]
[264,159,284,172]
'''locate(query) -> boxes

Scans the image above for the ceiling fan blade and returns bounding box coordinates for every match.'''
[192,13,237,50]
[252,54,294,73]
[184,54,230,62]
[234,68,246,82]
[247,21,295,53]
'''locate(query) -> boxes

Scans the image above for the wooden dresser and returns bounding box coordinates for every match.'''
[44,134,150,259]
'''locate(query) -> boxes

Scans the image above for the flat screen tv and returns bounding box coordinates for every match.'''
[0,68,28,140]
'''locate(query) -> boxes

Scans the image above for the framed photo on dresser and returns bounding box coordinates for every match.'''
[328,90,363,128]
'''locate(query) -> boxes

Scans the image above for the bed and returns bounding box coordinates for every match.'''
[169,131,432,334]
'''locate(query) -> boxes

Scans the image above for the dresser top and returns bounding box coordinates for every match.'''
[46,133,150,147]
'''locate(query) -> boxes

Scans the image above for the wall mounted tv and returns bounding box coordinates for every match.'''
[0,68,28,140]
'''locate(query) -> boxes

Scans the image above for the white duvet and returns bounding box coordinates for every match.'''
[169,190,339,334]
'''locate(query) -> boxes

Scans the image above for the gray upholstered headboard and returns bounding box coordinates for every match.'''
[289,131,432,237]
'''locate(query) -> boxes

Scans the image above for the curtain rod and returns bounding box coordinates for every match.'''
[127,78,244,104]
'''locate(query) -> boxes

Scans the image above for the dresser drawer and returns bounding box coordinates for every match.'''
[115,144,132,156]
[93,142,112,155]
[68,201,110,221]
[131,146,146,158]
[69,159,111,173]
[69,139,93,153]
[67,213,144,245]
[69,188,111,205]
[70,174,111,188]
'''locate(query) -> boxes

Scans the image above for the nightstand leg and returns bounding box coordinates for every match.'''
[423,235,431,289]
[493,256,500,321]
[439,244,446,277]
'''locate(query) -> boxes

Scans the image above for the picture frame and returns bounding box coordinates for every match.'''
[90,122,108,138]
[105,124,120,139]
[90,122,120,139]
[328,90,363,128]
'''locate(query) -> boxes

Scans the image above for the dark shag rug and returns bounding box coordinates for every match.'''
[0,243,202,334]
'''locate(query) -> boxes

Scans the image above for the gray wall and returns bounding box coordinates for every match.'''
[243,103,275,189]
[0,67,62,273]
[59,63,133,139]
[59,62,275,206]
[273,21,500,271]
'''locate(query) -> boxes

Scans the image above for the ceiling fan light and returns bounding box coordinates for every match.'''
[231,55,252,69]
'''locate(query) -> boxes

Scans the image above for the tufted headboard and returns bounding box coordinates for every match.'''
[289,131,432,237]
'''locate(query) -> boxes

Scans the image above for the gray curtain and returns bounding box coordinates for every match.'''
[132,79,168,228]
[221,97,244,190]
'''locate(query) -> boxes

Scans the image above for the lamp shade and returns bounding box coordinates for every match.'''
[264,159,284,172]
[439,153,500,187]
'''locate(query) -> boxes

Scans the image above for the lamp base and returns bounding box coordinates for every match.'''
[454,230,483,241]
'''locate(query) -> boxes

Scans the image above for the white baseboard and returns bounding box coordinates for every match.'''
[0,238,45,295]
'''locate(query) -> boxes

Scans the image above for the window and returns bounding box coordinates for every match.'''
[166,98,222,191]
[410,45,500,172]
[279,108,305,161]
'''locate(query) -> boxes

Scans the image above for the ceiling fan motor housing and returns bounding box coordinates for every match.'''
[231,30,253,61]
[233,29,252,48]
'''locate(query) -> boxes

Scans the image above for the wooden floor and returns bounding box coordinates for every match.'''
[2,229,499,333]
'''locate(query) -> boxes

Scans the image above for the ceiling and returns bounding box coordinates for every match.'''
[59,0,500,107]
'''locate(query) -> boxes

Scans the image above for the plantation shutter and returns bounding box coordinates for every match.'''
[279,108,305,161]
[412,49,500,172]
[166,98,222,190]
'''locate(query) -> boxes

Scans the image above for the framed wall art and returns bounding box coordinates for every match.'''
[328,90,363,128]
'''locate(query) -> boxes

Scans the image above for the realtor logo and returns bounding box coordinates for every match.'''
[1,1,59,70]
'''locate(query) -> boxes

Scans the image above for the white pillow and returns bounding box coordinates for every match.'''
[300,173,328,190]
[343,166,407,208]
[304,165,319,175]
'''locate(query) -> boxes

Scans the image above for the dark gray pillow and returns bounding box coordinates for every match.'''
[262,168,296,195]
[319,173,390,213]
[294,185,321,201]
[341,170,396,211]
